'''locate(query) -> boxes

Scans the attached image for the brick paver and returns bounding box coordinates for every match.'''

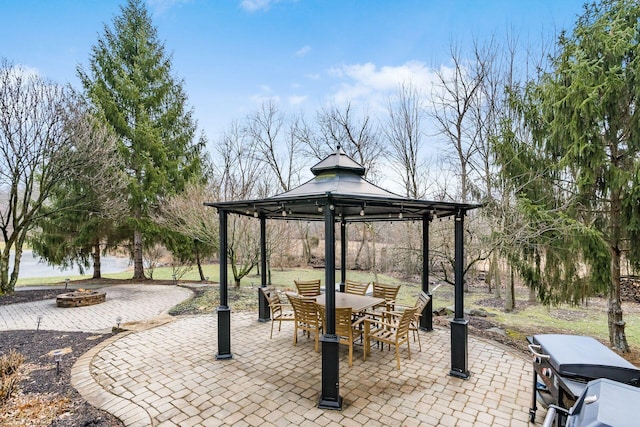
[0,284,192,331]
[3,284,549,425]
[81,312,548,426]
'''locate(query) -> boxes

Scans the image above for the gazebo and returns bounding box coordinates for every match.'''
[206,146,481,410]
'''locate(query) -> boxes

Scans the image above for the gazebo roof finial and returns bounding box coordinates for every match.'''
[310,145,365,176]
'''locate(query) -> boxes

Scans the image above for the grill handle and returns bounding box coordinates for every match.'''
[528,343,550,361]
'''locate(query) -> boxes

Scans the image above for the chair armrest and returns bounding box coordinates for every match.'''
[363,317,398,329]
[271,302,291,310]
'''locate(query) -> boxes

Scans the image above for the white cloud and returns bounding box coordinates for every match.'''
[147,0,191,15]
[288,95,307,105]
[250,85,280,105]
[295,45,311,57]
[326,61,440,110]
[305,73,321,80]
[240,0,280,12]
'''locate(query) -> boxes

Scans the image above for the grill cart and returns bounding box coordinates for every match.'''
[527,334,640,425]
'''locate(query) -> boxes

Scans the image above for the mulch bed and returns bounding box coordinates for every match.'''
[0,291,124,427]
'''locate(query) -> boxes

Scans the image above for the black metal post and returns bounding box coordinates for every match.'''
[217,209,232,360]
[420,214,433,331]
[258,214,270,322]
[339,219,346,292]
[319,200,341,410]
[450,209,469,378]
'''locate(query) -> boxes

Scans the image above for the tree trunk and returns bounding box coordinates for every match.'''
[195,242,205,281]
[608,191,629,352]
[494,259,502,299]
[132,229,145,279]
[0,247,10,295]
[505,266,515,312]
[92,242,102,279]
[609,244,629,352]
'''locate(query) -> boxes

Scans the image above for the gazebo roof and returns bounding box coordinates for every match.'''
[207,146,480,221]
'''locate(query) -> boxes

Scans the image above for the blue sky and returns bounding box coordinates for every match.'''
[1,0,586,145]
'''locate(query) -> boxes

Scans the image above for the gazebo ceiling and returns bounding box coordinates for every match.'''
[207,146,481,222]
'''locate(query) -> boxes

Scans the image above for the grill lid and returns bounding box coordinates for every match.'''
[532,334,640,384]
[567,378,640,427]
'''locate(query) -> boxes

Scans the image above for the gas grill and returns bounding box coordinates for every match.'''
[542,378,640,427]
[527,334,640,426]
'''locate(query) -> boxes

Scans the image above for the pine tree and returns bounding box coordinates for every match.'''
[78,0,205,279]
[498,0,640,352]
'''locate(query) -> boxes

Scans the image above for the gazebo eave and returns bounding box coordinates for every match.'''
[205,193,481,222]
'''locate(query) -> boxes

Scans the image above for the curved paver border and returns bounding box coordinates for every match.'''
[72,331,155,426]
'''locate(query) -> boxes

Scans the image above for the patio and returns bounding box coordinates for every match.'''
[77,312,544,426]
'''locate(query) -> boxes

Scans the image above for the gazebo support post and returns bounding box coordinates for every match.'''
[420,214,433,331]
[216,209,232,360]
[339,219,347,292]
[319,201,342,410]
[450,209,469,378]
[258,214,270,322]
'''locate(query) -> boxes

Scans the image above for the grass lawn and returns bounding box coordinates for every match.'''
[14,263,640,356]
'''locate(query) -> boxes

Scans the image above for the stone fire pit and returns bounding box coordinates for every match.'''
[57,289,106,308]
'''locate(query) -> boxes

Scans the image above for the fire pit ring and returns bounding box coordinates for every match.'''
[56,289,106,308]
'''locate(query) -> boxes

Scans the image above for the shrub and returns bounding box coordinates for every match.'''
[0,349,24,404]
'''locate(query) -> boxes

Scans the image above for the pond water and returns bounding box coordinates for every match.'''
[9,250,130,279]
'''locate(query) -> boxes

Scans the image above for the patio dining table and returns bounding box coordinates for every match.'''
[314,293,385,312]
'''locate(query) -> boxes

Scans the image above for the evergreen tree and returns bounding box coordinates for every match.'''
[497,0,640,352]
[29,156,127,279]
[78,0,205,279]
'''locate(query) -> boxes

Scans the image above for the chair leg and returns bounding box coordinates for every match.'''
[293,325,298,346]
[270,320,275,339]
[395,345,401,370]
[416,327,422,352]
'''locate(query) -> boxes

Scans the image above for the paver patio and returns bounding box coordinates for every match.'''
[74,311,547,426]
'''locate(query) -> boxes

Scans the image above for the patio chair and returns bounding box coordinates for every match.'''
[317,304,364,366]
[382,291,431,351]
[286,292,322,352]
[370,282,401,318]
[409,292,431,351]
[344,280,369,296]
[294,279,321,297]
[363,306,418,370]
[260,287,295,339]
[335,307,365,366]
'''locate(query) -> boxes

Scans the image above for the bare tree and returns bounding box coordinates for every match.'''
[431,43,486,203]
[429,42,491,292]
[0,60,122,294]
[384,81,428,199]
[154,181,219,281]
[213,122,266,287]
[246,100,303,193]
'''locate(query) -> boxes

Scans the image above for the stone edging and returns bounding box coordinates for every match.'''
[70,311,180,427]
[71,331,154,427]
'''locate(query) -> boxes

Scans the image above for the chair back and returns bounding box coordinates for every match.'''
[395,307,418,340]
[260,286,282,315]
[294,279,321,297]
[287,293,319,325]
[414,292,431,314]
[334,307,355,338]
[372,282,400,302]
[344,280,369,295]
